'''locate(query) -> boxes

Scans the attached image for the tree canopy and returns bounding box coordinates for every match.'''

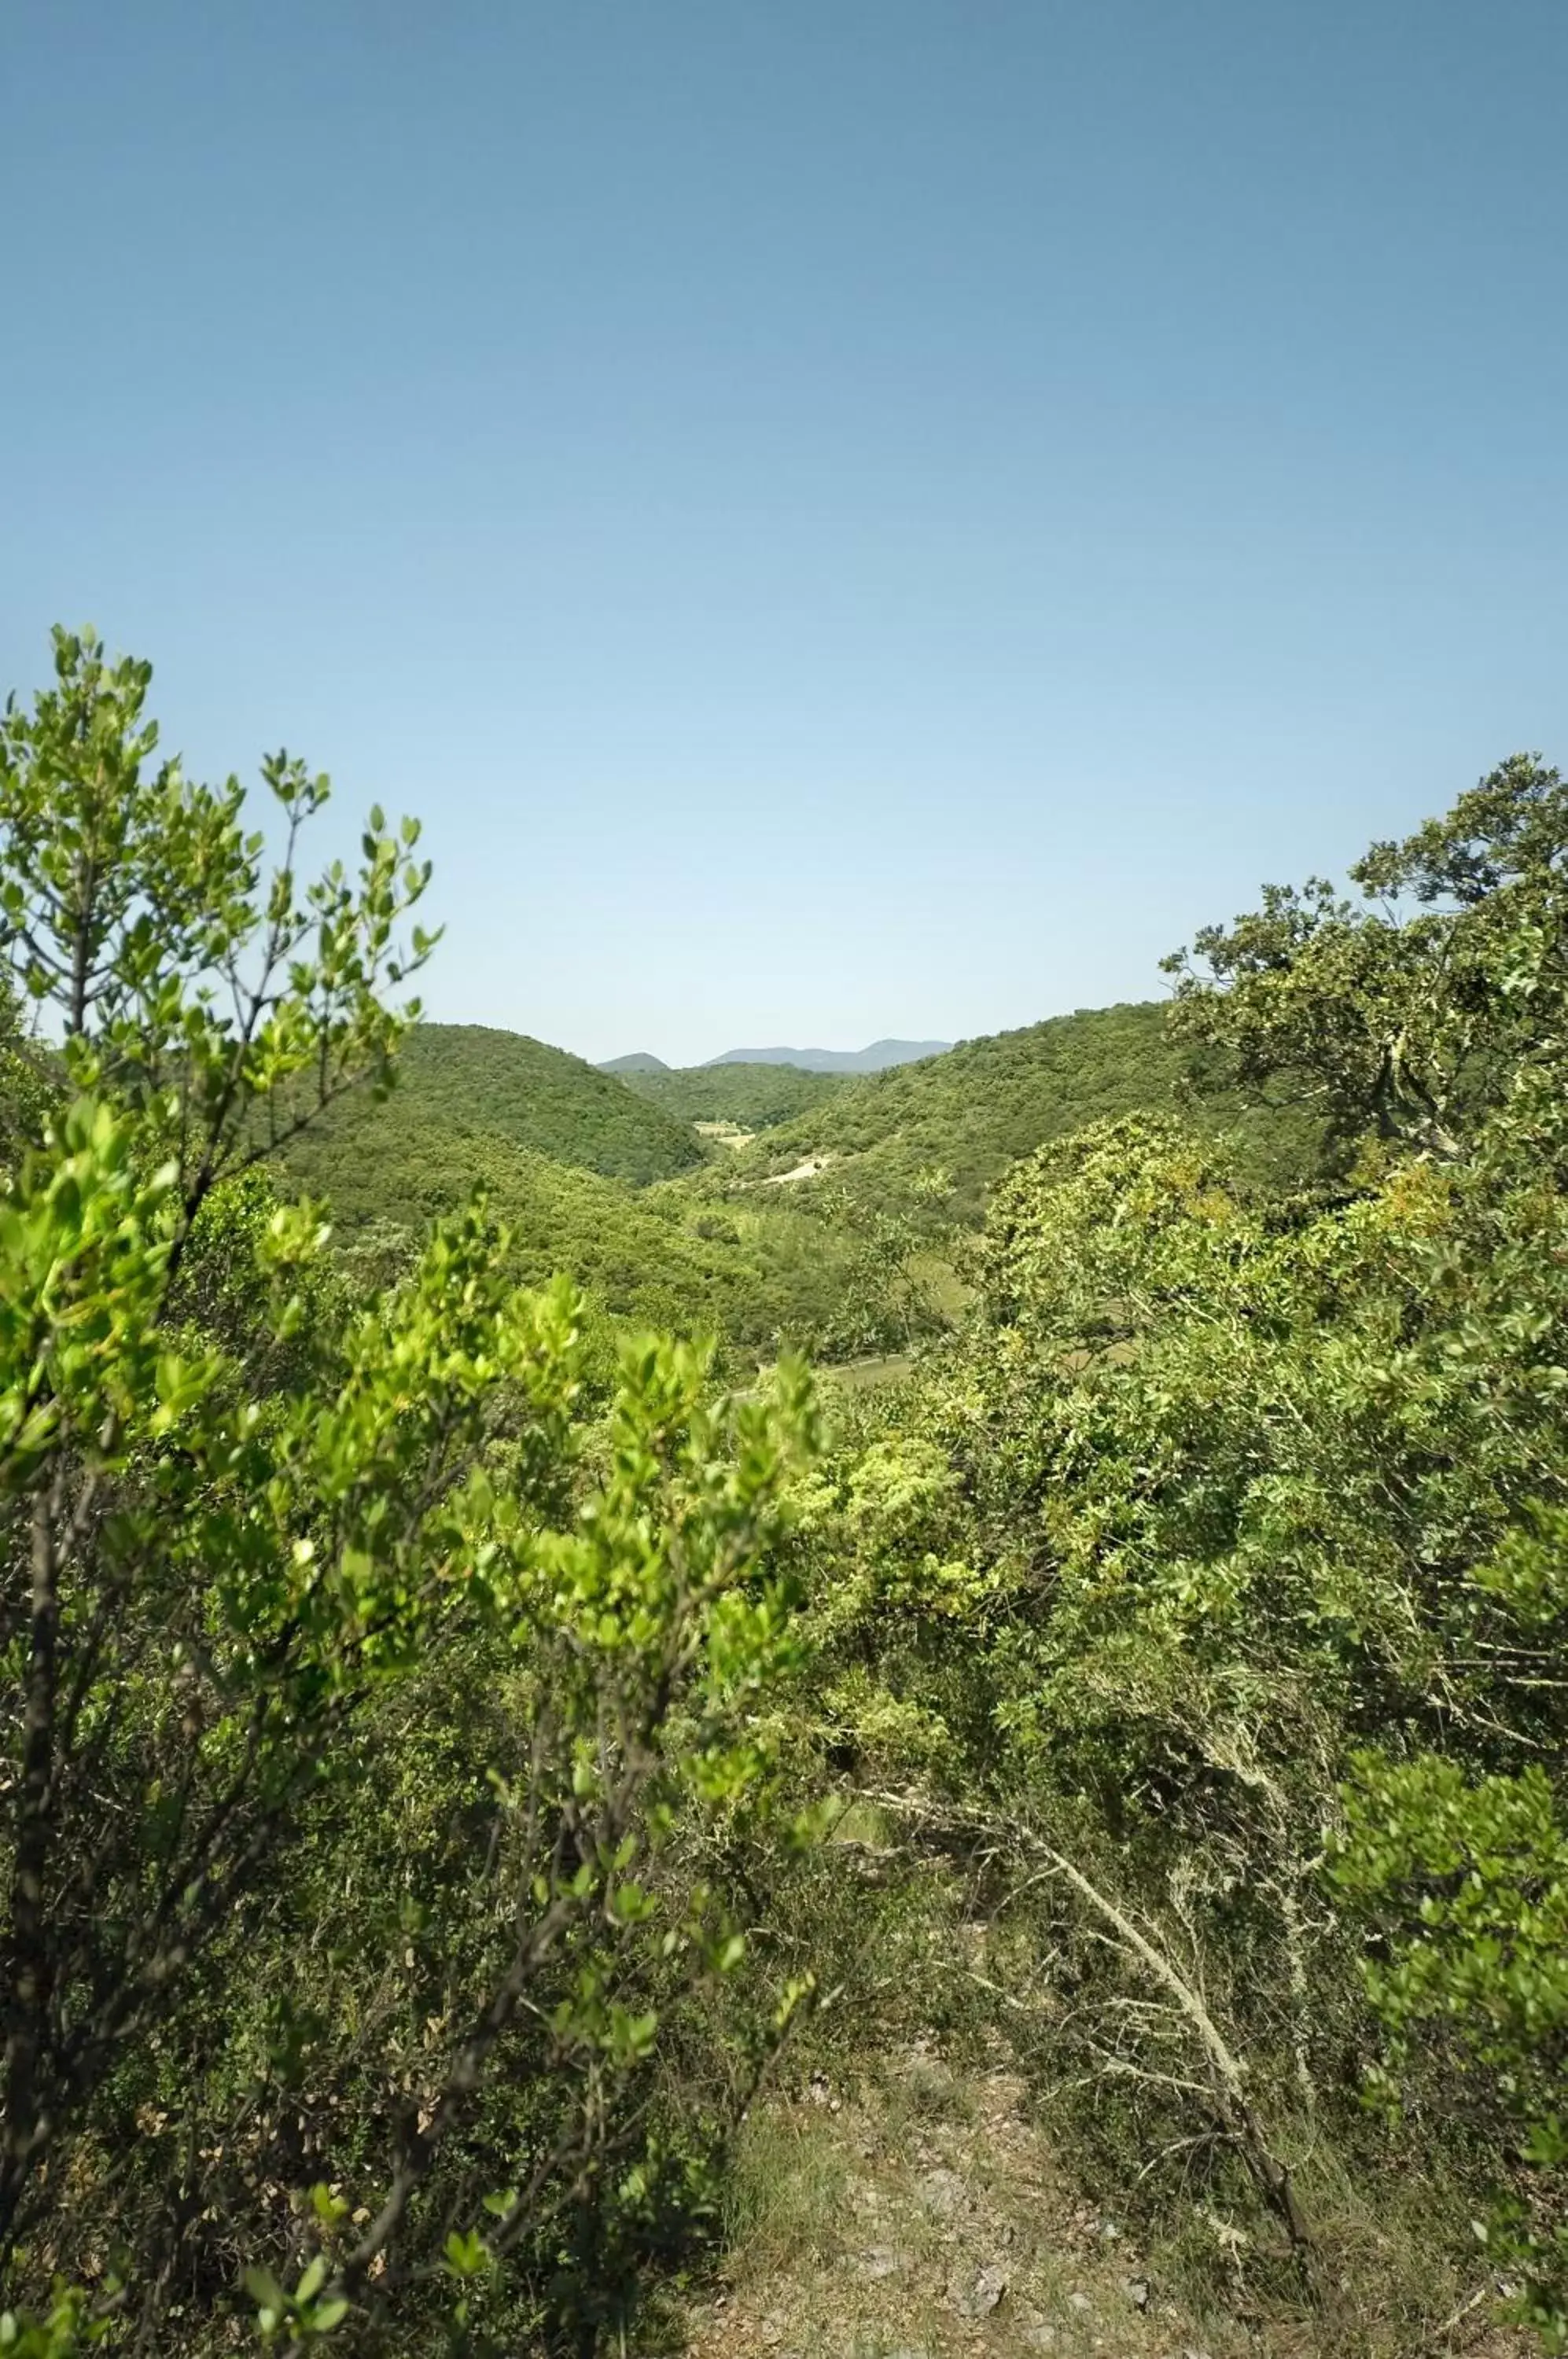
[3,641,1567,2357]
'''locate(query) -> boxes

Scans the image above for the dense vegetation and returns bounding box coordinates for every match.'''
[609,1059,846,1132]
[288,1023,705,1190]
[3,631,1567,2359]
[281,1110,910,1364]
[726,999,1320,1220]
[282,1043,900,1364]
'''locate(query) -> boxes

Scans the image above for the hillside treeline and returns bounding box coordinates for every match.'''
[0,632,1565,2354]
[610,1059,845,1132]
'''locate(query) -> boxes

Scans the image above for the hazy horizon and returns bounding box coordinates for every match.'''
[602,1034,959,1071]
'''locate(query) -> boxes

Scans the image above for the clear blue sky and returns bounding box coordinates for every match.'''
[4,2,1565,1066]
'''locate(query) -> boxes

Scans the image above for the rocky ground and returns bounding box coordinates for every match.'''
[679,2047,1250,2359]
[673,2045,1530,2359]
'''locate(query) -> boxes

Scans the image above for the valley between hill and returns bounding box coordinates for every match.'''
[281,999,1320,1374]
[6,627,1565,2359]
[281,1000,1290,1367]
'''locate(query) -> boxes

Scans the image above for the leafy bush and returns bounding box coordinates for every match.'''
[771,756,1568,2346]
[0,632,814,2353]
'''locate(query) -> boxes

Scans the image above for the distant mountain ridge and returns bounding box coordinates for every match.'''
[706,1039,951,1074]
[598,1051,669,1074]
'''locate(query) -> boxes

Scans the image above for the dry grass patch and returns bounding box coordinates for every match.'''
[677,2048,1250,2359]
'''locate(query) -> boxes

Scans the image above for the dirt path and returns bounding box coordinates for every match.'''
[677,2049,1249,2359]
[760,1153,830,1186]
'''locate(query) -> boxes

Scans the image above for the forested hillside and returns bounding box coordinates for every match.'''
[286,1014,1284,1363]
[613,1058,846,1131]
[278,1037,925,1356]
[731,998,1318,1216]
[278,1108,896,1356]
[5,631,1568,2359]
[287,1021,704,1191]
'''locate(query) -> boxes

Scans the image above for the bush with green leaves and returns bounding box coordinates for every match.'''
[1334,1755,1568,2346]
[0,633,815,2353]
[9,627,1568,2356]
[1165,752,1568,1158]
[775,757,1568,2346]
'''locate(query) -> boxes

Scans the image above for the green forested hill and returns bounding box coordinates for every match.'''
[284,1022,704,1191]
[279,1007,1315,1358]
[730,1000,1316,1217]
[281,1108,891,1356]
[614,1059,847,1130]
[285,1113,749,1329]
[278,1027,965,1355]
[283,1007,1299,1345]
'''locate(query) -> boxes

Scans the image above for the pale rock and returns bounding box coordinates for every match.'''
[853,2243,904,2281]
[918,2166,969,2221]
[948,2260,1008,2318]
